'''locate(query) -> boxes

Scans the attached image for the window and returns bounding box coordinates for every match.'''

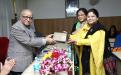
[65,0,79,17]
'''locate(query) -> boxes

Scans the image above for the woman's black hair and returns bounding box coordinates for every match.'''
[76,8,88,16]
[88,8,99,17]
[108,25,117,38]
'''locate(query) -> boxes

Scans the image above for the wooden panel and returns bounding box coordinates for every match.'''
[34,16,121,36]
[34,17,76,36]
[99,16,121,31]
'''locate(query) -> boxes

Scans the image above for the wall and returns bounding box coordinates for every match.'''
[15,0,27,19]
[34,16,121,36]
[1,0,121,36]
[27,0,121,19]
[34,17,76,36]
[79,0,121,17]
[27,0,65,19]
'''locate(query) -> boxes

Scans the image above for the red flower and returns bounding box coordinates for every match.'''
[52,51,60,58]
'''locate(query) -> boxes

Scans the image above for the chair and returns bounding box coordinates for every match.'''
[0,37,9,64]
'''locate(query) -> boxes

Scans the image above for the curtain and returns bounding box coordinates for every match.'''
[0,0,13,37]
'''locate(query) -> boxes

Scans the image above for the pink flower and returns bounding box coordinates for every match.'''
[40,48,72,74]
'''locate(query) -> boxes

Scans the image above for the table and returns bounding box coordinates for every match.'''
[22,61,39,75]
[22,43,74,75]
[112,52,121,75]
[113,52,121,60]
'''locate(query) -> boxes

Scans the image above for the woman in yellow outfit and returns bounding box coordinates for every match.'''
[71,8,89,75]
[69,8,113,75]
[70,22,90,75]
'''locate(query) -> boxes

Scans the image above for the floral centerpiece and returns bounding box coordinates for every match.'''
[40,48,73,75]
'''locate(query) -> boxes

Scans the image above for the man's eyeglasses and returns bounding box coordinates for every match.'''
[22,16,33,20]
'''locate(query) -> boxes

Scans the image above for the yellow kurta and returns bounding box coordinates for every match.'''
[70,29,105,75]
[70,23,90,75]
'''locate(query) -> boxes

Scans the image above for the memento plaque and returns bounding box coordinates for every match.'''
[53,32,67,42]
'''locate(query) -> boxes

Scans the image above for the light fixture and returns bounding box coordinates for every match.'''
[89,0,99,5]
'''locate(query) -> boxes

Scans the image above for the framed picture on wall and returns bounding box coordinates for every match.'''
[65,0,79,17]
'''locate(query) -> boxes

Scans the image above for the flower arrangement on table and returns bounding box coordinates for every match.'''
[40,48,73,75]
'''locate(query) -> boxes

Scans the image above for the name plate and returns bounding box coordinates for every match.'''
[53,32,67,42]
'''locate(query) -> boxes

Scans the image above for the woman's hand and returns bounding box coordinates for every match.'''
[67,39,76,44]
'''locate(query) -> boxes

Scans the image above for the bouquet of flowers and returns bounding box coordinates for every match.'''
[40,48,73,75]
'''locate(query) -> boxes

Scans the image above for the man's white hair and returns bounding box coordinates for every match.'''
[20,9,32,17]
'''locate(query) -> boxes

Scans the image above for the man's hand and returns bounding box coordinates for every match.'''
[45,34,56,45]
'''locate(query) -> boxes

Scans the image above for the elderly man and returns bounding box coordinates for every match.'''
[7,9,56,75]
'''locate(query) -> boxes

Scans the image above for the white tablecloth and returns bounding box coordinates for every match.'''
[22,62,40,75]
[113,52,121,60]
